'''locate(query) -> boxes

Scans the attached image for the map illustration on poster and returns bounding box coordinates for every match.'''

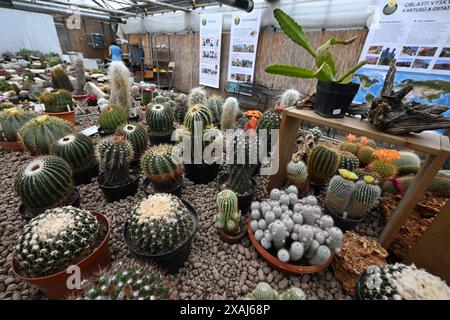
[354,0,450,118]
[199,14,223,88]
[227,10,261,87]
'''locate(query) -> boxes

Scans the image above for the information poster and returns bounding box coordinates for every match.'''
[227,10,262,86]
[354,0,450,117]
[199,13,223,88]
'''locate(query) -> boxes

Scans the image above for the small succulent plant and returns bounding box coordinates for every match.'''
[214,189,241,234]
[247,282,305,300]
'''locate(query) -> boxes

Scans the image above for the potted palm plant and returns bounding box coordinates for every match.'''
[265,8,367,118]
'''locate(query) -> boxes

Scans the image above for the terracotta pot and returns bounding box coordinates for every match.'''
[0,140,24,151]
[45,110,76,125]
[73,94,88,101]
[218,219,247,244]
[11,211,111,299]
[247,217,333,275]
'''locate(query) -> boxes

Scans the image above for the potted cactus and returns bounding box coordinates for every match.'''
[123,193,197,274]
[141,144,184,195]
[187,86,208,107]
[206,95,223,125]
[11,206,111,299]
[98,104,127,135]
[339,151,360,171]
[286,153,308,196]
[40,89,76,124]
[367,149,400,181]
[96,135,139,202]
[392,151,421,176]
[307,144,340,192]
[116,122,149,166]
[0,107,37,151]
[50,133,99,185]
[214,189,246,244]
[257,105,284,153]
[50,66,74,92]
[246,282,305,300]
[145,102,175,144]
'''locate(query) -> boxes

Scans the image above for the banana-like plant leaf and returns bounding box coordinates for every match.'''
[337,60,368,83]
[315,50,336,76]
[273,8,317,57]
[265,64,315,78]
[316,36,359,53]
[313,62,335,82]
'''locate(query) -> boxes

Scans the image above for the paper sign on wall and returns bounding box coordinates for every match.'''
[199,13,223,88]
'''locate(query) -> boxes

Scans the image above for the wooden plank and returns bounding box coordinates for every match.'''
[404,200,450,283]
[286,109,444,155]
[379,151,449,247]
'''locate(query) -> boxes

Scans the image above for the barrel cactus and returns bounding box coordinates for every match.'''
[214,189,241,234]
[0,107,37,142]
[339,151,360,171]
[206,95,223,124]
[393,151,421,176]
[286,154,308,195]
[141,144,183,187]
[174,93,188,123]
[116,123,148,159]
[369,149,399,181]
[19,115,73,155]
[15,206,102,277]
[338,134,359,155]
[98,104,127,135]
[307,144,340,185]
[40,89,74,113]
[183,103,212,133]
[346,176,381,219]
[146,103,174,136]
[51,66,73,91]
[325,169,358,215]
[153,94,169,104]
[50,133,95,171]
[187,86,207,106]
[383,171,450,197]
[357,145,376,166]
[257,106,283,151]
[128,194,195,255]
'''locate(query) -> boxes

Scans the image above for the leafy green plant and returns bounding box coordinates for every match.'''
[265,8,367,84]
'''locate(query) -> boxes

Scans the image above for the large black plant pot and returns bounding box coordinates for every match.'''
[185,162,219,184]
[97,167,139,202]
[148,130,174,145]
[73,160,99,185]
[324,203,363,231]
[142,177,183,197]
[217,173,257,216]
[123,200,197,274]
[315,81,360,118]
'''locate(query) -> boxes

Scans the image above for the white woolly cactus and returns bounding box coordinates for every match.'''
[187,86,207,107]
[220,97,240,130]
[108,61,132,113]
[279,89,301,108]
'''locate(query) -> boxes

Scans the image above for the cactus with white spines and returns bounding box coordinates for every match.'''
[73,58,86,95]
[339,151,360,171]
[220,97,240,131]
[108,61,132,113]
[286,154,308,195]
[206,95,223,124]
[247,282,305,300]
[116,123,148,160]
[146,103,175,137]
[393,151,421,176]
[141,144,183,188]
[214,189,241,234]
[50,133,95,171]
[325,169,358,215]
[0,107,37,142]
[346,176,382,219]
[279,89,300,108]
[98,104,127,135]
[187,86,207,107]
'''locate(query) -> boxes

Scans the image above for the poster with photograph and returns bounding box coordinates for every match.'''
[227,10,262,89]
[199,13,223,88]
[355,0,450,122]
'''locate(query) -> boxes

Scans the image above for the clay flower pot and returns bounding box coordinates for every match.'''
[0,140,25,151]
[45,110,76,125]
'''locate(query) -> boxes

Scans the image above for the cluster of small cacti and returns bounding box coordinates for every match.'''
[246,282,305,300]
[339,151,360,171]
[80,262,170,300]
[50,133,95,171]
[116,123,148,159]
[279,89,300,108]
[19,115,73,155]
[73,58,86,95]
[220,97,240,131]
[15,206,102,277]
[310,126,322,144]
[382,170,450,197]
[214,189,241,234]
[51,66,73,92]
[249,185,344,266]
[339,134,376,157]
[128,194,195,255]
[40,89,73,113]
[286,154,308,195]
[307,144,340,185]
[141,144,183,187]
[360,263,450,300]
[392,151,421,176]
[187,86,207,107]
[98,104,127,134]
[146,103,174,136]
[0,107,37,142]
[108,61,132,113]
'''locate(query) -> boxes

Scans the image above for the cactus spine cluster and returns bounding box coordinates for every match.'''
[50,133,95,171]
[339,151,360,171]
[141,144,183,187]
[0,107,37,142]
[206,95,223,124]
[116,123,148,159]
[214,189,241,234]
[325,169,357,215]
[15,206,102,277]
[346,176,381,219]
[187,86,207,106]
[14,156,73,211]
[128,194,195,254]
[146,103,174,136]
[40,89,73,113]
[286,154,308,195]
[357,146,376,166]
[220,97,240,131]
[98,104,127,134]
[19,115,73,155]
[108,61,132,113]
[50,66,73,92]
[370,160,397,181]
[393,151,421,176]
[73,58,86,95]
[307,144,340,185]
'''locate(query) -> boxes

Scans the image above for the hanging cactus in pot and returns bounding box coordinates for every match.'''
[98,104,127,135]
[51,66,73,92]
[325,169,358,215]
[307,144,340,185]
[346,175,381,219]
[0,107,37,142]
[146,103,175,137]
[116,123,148,160]
[141,144,183,188]
[214,189,241,234]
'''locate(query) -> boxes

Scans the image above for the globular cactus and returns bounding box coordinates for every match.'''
[310,126,322,144]
[269,220,289,249]
[98,104,127,134]
[325,169,358,215]
[80,262,170,300]
[142,89,154,105]
[357,145,376,166]
[279,89,300,108]
[339,151,360,171]
[19,115,73,155]
[206,95,223,124]
[116,123,148,160]
[220,97,240,131]
[174,93,188,124]
[40,89,73,113]
[73,58,85,95]
[141,144,183,187]
[108,61,132,113]
[187,86,207,106]
[14,156,73,211]
[325,226,344,251]
[309,245,331,265]
[280,287,306,300]
[248,282,279,300]
[146,103,175,136]
[153,94,169,104]
[50,66,73,91]
[257,107,283,151]
[347,176,381,218]
[128,194,195,254]
[214,189,241,234]
[369,149,400,181]
[183,103,212,134]
[354,168,382,184]
[338,134,359,155]
[287,154,308,195]
[50,133,95,171]
[383,171,450,197]
[15,206,101,277]
[0,107,37,142]
[307,144,340,185]
[96,135,134,186]
[393,151,421,176]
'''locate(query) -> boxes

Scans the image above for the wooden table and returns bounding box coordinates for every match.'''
[268,108,450,249]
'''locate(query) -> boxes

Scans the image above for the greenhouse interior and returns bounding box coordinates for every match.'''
[0,0,449,302]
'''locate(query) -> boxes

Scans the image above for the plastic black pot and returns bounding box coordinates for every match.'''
[185,162,219,184]
[97,127,112,137]
[97,167,139,202]
[217,173,257,216]
[73,160,99,185]
[142,177,183,197]
[148,131,174,145]
[123,200,197,274]
[315,81,360,118]
[324,203,363,231]
[19,188,80,221]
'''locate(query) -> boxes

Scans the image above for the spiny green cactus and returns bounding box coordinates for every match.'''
[393,151,421,176]
[383,171,450,197]
[325,169,358,215]
[73,58,86,95]
[310,126,322,144]
[257,107,283,152]
[98,104,127,134]
[280,287,306,300]
[19,115,73,155]
[146,103,174,136]
[286,154,308,195]
[174,93,188,124]
[206,95,223,124]
[40,89,73,113]
[0,102,15,111]
[51,66,73,91]
[142,90,154,105]
[370,160,397,181]
[0,107,37,142]
[347,176,381,218]
[50,133,95,171]
[354,168,382,184]
[220,97,240,131]
[141,144,183,187]
[128,194,195,254]
[14,156,73,211]
[214,189,241,234]
[188,86,207,107]
[116,123,148,159]
[247,282,306,300]
[357,146,376,166]
[96,135,134,187]
[339,151,360,171]
[307,144,340,185]
[80,262,171,300]
[279,89,300,108]
[153,94,168,104]
[15,206,102,277]
[183,103,212,134]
